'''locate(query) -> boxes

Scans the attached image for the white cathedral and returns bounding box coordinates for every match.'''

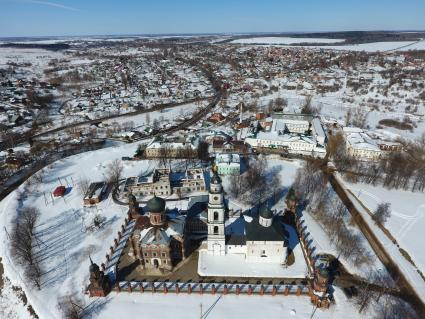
[206,170,289,264]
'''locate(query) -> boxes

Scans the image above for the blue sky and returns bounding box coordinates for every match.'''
[0,0,424,37]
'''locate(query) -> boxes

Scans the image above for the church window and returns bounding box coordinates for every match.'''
[214,212,219,221]
[213,226,219,234]
[213,196,219,201]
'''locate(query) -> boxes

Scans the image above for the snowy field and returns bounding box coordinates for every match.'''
[290,40,425,52]
[336,175,425,303]
[105,100,206,128]
[89,288,363,319]
[0,47,64,77]
[231,37,425,52]
[0,142,163,319]
[343,180,425,276]
[231,37,345,44]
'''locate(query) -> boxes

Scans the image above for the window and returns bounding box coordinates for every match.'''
[144,252,148,257]
[213,212,219,221]
[163,260,167,264]
[213,226,219,234]
[152,252,157,257]
[161,252,166,257]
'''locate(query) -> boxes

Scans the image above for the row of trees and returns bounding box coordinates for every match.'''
[293,160,374,268]
[10,206,43,289]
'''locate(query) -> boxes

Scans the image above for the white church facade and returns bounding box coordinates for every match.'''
[206,170,288,264]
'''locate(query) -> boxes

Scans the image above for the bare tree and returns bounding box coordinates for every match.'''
[10,206,43,289]
[78,178,90,196]
[373,202,391,225]
[21,207,40,237]
[57,295,85,319]
[106,159,123,188]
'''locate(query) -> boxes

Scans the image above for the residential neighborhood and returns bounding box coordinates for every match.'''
[1,3,425,319]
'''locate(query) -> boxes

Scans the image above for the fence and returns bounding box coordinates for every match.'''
[100,217,136,283]
[113,281,312,297]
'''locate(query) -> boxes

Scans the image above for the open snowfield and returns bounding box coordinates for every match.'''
[291,40,425,52]
[88,287,363,319]
[231,37,345,44]
[231,37,425,52]
[343,180,425,276]
[0,142,162,319]
[0,47,64,72]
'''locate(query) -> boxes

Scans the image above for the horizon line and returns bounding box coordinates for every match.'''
[1,29,425,40]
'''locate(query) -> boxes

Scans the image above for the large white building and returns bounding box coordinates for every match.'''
[244,117,327,158]
[343,127,401,161]
[206,171,288,263]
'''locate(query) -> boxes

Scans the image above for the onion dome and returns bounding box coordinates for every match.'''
[146,195,166,213]
[259,206,273,219]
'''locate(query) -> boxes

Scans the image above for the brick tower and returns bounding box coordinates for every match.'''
[310,262,331,308]
[88,257,111,297]
[128,193,140,220]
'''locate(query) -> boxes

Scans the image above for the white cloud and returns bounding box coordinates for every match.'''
[20,0,80,11]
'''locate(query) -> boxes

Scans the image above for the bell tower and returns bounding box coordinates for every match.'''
[207,167,226,256]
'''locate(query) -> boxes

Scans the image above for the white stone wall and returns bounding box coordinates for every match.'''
[246,241,286,263]
[226,244,247,255]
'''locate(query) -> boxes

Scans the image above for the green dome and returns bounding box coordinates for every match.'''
[146,195,165,213]
[259,206,273,219]
[286,188,297,201]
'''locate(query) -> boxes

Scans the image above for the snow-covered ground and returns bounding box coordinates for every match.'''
[0,277,32,319]
[231,38,425,52]
[290,40,425,52]
[88,287,364,319]
[231,37,345,44]
[0,47,64,74]
[0,142,159,319]
[336,175,425,303]
[342,180,425,277]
